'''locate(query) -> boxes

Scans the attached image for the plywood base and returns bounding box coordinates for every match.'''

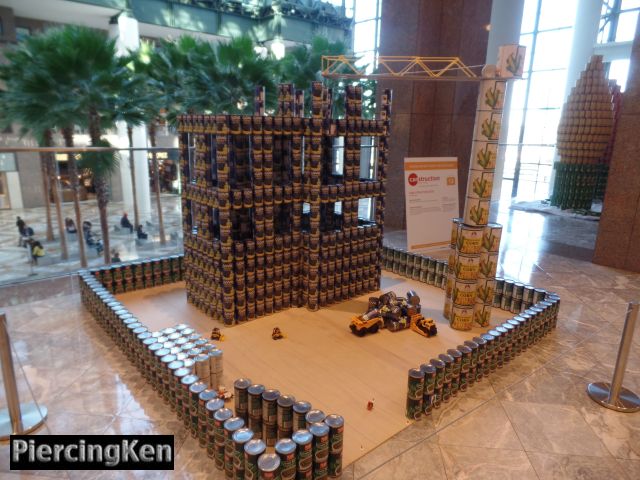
[117,272,511,465]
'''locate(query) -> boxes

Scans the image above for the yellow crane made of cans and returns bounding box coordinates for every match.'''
[321,55,482,82]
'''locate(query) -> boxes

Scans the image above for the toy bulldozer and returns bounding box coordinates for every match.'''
[410,314,438,338]
[349,313,384,337]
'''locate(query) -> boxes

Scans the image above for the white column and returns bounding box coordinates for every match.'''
[564,0,602,99]
[109,15,152,222]
[6,171,23,209]
[485,0,525,204]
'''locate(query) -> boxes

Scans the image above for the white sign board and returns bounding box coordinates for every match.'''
[404,157,459,252]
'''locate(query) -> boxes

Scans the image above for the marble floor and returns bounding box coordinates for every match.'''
[2,200,640,479]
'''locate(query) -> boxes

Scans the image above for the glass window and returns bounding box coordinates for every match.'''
[0,153,17,172]
[518,33,534,73]
[608,59,631,91]
[354,19,376,53]
[538,0,577,31]
[622,0,640,10]
[532,29,573,70]
[523,109,561,145]
[503,145,520,179]
[615,10,639,41]
[527,70,568,109]
[354,0,377,22]
[521,0,539,34]
[507,109,524,145]
[355,50,375,73]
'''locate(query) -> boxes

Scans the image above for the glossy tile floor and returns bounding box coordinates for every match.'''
[2,200,640,479]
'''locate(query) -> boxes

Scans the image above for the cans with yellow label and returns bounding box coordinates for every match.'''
[451,280,477,306]
[452,253,481,281]
[473,303,492,327]
[457,225,483,254]
[482,223,502,252]
[450,304,473,331]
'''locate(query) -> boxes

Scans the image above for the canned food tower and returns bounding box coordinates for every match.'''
[445,45,525,331]
[178,82,391,324]
[550,55,617,210]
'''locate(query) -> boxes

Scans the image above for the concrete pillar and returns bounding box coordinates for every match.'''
[485,0,525,204]
[593,19,640,271]
[108,14,152,222]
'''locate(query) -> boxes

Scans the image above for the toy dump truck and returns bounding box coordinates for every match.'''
[349,310,384,336]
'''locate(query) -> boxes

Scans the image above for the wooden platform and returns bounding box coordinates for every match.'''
[117,272,511,465]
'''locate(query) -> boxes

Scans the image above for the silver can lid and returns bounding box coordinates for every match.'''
[292,429,313,445]
[199,389,217,403]
[309,422,330,437]
[154,348,171,358]
[277,394,296,408]
[181,374,199,386]
[234,378,252,390]
[324,414,344,429]
[275,438,296,455]
[206,398,225,412]
[293,401,311,414]
[167,360,184,371]
[262,389,280,402]
[213,407,233,422]
[232,427,254,444]
[143,337,158,347]
[408,368,424,379]
[257,453,280,473]
[224,416,245,432]
[248,384,265,396]
[189,381,207,395]
[161,327,176,336]
[160,354,177,364]
[174,367,191,378]
[305,409,326,424]
[244,439,266,456]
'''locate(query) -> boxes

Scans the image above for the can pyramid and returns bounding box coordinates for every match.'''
[551,55,615,210]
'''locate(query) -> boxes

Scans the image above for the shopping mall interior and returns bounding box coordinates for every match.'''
[0,0,639,478]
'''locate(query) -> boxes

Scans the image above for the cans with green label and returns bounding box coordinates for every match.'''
[257,452,281,480]
[244,439,266,480]
[275,438,296,480]
[292,429,313,476]
[293,401,311,431]
[232,428,254,479]
[310,422,329,479]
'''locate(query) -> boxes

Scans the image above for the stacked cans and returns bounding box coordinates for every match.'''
[381,246,448,291]
[406,293,560,420]
[444,49,526,330]
[178,81,391,324]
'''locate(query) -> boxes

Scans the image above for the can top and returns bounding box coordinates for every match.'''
[233,427,254,444]
[209,349,223,358]
[187,333,202,342]
[473,336,487,346]
[257,453,280,472]
[195,353,210,363]
[309,422,330,437]
[154,348,171,358]
[248,384,265,396]
[174,323,190,332]
[148,343,163,352]
[514,282,524,288]
[224,416,245,432]
[447,349,462,359]
[199,389,217,403]
[438,353,454,364]
[183,359,195,369]
[161,327,176,336]
[244,438,266,456]
[126,322,142,330]
[234,378,252,390]
[206,397,225,413]
[189,381,207,395]
[463,340,478,349]
[262,389,280,402]
[168,332,181,341]
[292,429,313,445]
[275,438,296,455]
[495,326,508,335]
[408,368,424,379]
[324,414,344,428]
[175,337,188,346]
[429,358,445,369]
[194,339,208,348]
[457,345,472,354]
[137,332,152,341]
[176,352,188,362]
[419,364,435,374]
[486,222,502,228]
[214,407,233,422]
[277,394,296,408]
[534,288,546,294]
[156,336,169,344]
[188,348,203,357]
[501,323,515,332]
[181,342,195,352]
[160,354,177,364]
[487,330,500,339]
[507,319,520,328]
[167,360,184,371]
[181,328,195,336]
[293,400,311,414]
[162,342,175,350]
[305,409,326,424]
[173,367,191,378]
[181,374,199,386]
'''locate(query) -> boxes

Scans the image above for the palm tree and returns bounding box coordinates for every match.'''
[42,25,131,263]
[0,37,70,260]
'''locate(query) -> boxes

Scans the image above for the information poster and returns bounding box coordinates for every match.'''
[404,157,459,252]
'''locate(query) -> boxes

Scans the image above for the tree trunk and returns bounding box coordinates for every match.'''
[148,122,166,245]
[96,178,111,264]
[40,153,54,241]
[127,124,140,229]
[43,129,68,260]
[62,126,87,268]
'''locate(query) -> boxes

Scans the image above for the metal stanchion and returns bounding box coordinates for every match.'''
[587,301,640,413]
[0,311,47,439]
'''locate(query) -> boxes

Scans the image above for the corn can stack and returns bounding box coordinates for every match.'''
[551,55,616,211]
[445,44,525,331]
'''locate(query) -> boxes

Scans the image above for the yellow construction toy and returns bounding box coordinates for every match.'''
[210,327,225,342]
[272,327,286,340]
[410,314,438,338]
[349,313,384,337]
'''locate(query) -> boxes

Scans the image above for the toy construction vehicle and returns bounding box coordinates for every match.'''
[210,327,225,342]
[272,327,286,340]
[349,311,384,336]
[410,314,438,338]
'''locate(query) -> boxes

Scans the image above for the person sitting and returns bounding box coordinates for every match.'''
[120,213,134,234]
[85,229,104,255]
[31,241,45,265]
[111,249,122,263]
[65,217,77,234]
[136,224,148,240]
